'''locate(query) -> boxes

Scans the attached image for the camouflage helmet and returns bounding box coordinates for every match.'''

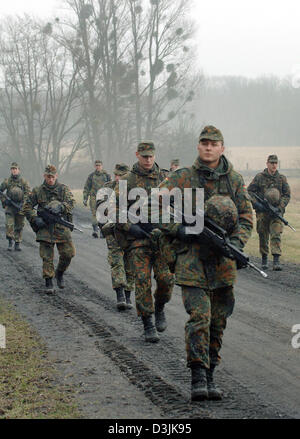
[205,195,238,233]
[46,200,63,210]
[8,186,24,202]
[264,187,280,206]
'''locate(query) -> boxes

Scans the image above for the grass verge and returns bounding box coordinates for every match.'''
[0,299,80,419]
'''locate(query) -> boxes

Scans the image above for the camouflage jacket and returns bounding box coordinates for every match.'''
[157,155,253,290]
[0,175,30,215]
[23,181,75,243]
[114,162,169,249]
[83,170,111,201]
[247,168,291,211]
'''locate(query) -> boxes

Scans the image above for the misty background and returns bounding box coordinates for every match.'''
[0,0,299,187]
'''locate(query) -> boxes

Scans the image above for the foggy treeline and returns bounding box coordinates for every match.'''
[0,0,299,185]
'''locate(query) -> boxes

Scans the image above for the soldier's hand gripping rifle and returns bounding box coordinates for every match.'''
[199,217,268,278]
[37,206,83,233]
[252,193,296,232]
[0,190,23,212]
[174,208,268,278]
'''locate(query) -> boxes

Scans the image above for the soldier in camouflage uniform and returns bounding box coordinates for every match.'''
[157,126,253,401]
[170,159,180,172]
[0,162,30,251]
[247,154,291,271]
[83,160,111,238]
[113,142,174,343]
[96,163,134,311]
[23,165,76,293]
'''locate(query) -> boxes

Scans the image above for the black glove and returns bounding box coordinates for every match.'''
[252,201,265,212]
[32,216,47,232]
[129,224,148,239]
[176,225,195,243]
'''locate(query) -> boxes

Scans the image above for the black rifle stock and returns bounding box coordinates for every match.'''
[252,193,296,232]
[0,190,23,212]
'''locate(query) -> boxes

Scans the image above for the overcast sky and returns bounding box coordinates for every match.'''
[0,0,299,79]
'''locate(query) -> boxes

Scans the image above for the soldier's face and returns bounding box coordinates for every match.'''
[170,165,179,171]
[267,161,278,175]
[197,140,224,168]
[114,174,121,182]
[95,164,103,172]
[44,174,58,186]
[136,152,155,170]
[11,167,20,176]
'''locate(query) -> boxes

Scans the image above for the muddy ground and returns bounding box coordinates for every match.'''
[0,207,299,419]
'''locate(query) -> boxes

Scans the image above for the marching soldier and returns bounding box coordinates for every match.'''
[83,160,111,238]
[113,142,174,342]
[97,163,134,311]
[23,165,76,293]
[247,154,291,271]
[157,126,253,401]
[0,162,30,251]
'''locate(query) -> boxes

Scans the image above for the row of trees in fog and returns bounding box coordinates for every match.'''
[0,0,198,183]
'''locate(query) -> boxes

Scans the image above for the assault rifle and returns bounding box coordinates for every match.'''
[252,193,296,232]
[0,189,23,212]
[198,217,268,278]
[172,208,268,278]
[37,206,83,233]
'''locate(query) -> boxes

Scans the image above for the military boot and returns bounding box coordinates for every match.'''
[45,278,55,294]
[191,365,208,401]
[92,224,99,238]
[261,254,268,270]
[142,315,159,343]
[115,287,126,311]
[55,270,65,289]
[7,238,13,251]
[206,365,223,400]
[273,255,282,271]
[124,290,133,309]
[154,302,167,332]
[14,242,21,252]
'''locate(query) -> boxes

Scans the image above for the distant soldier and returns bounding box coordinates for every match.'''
[113,142,174,342]
[248,154,291,271]
[97,163,134,311]
[23,165,76,293]
[83,160,111,238]
[0,162,30,251]
[157,126,253,401]
[170,159,180,172]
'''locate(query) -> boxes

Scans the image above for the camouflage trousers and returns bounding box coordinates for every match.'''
[89,196,98,227]
[256,212,283,256]
[39,241,76,279]
[106,235,135,291]
[181,286,235,369]
[129,246,174,317]
[5,211,25,242]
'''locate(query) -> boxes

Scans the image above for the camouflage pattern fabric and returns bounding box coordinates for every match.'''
[182,286,235,369]
[130,246,174,317]
[113,162,173,316]
[158,155,253,290]
[39,241,76,278]
[106,234,134,291]
[83,170,111,226]
[248,168,290,256]
[23,181,75,243]
[256,212,283,255]
[0,174,30,242]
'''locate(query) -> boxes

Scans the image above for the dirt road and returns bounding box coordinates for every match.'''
[0,208,299,419]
